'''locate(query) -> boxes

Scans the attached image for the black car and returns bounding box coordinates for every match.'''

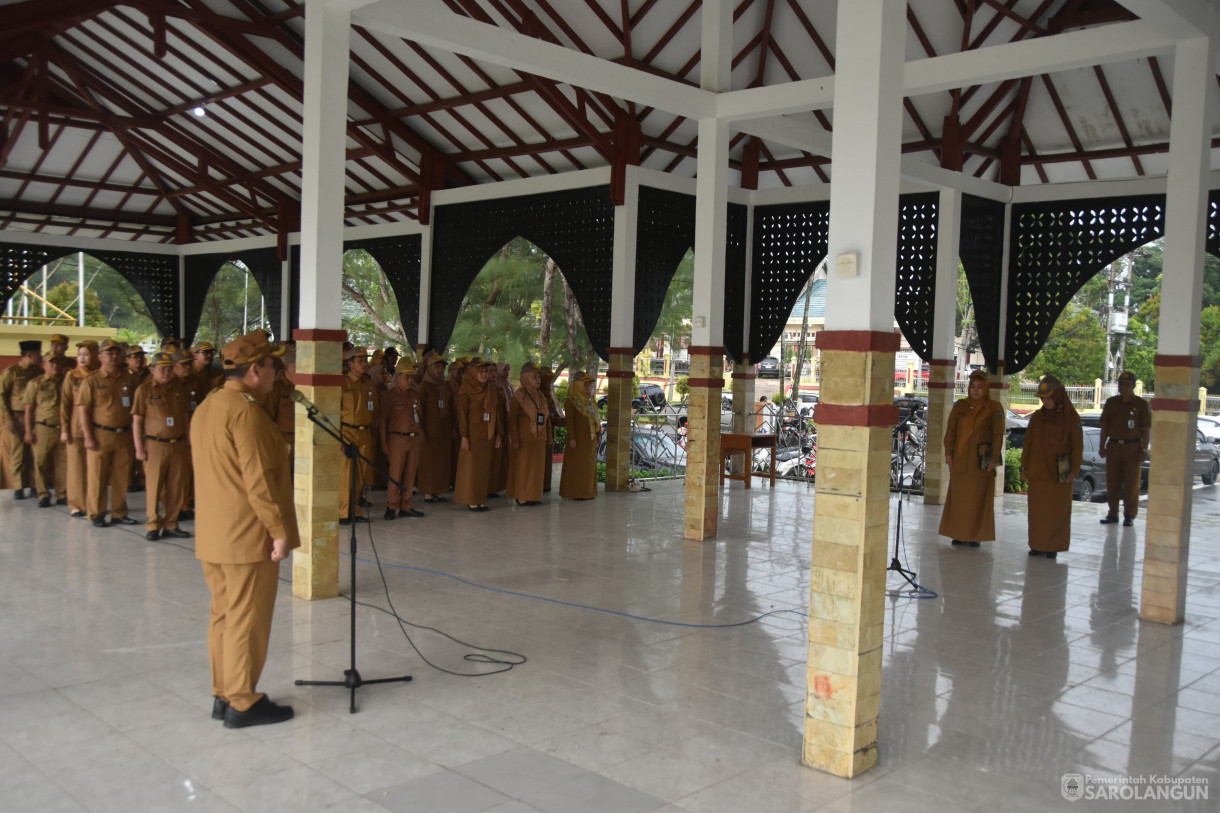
[1073,426,1109,502]
[757,357,780,378]
[635,382,666,412]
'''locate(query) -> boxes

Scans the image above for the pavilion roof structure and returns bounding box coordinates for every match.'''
[0,0,1214,245]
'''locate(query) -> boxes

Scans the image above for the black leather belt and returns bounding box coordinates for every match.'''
[1108,437,1141,445]
[145,435,184,444]
[389,430,418,437]
[37,421,60,428]
[93,423,130,432]
[342,422,371,430]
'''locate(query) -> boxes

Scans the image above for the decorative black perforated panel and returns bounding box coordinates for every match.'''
[749,202,830,361]
[722,202,749,362]
[344,234,421,347]
[1,243,61,309]
[1006,195,1165,374]
[429,186,615,357]
[633,186,695,352]
[894,193,940,363]
[184,248,285,342]
[1205,189,1220,258]
[960,194,1007,370]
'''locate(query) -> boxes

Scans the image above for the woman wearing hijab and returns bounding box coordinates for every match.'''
[60,340,100,517]
[417,352,454,503]
[560,371,599,500]
[939,369,1006,547]
[454,361,500,511]
[506,362,549,505]
[1021,375,1083,559]
[487,362,512,497]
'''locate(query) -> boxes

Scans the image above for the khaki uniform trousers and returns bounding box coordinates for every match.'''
[386,434,421,511]
[201,558,279,713]
[3,424,30,489]
[339,427,373,519]
[65,436,87,513]
[143,440,188,532]
[1106,440,1143,520]
[86,428,133,519]
[32,424,66,499]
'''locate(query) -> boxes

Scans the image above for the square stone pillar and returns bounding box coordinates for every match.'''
[603,349,634,492]
[922,360,955,504]
[683,348,724,541]
[803,331,897,778]
[290,330,344,600]
[1142,358,1200,624]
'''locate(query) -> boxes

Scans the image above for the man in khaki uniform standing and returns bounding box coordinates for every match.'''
[1099,370,1151,526]
[173,348,201,520]
[339,347,378,524]
[191,330,298,728]
[133,351,192,541]
[49,333,75,371]
[60,340,99,516]
[192,341,223,394]
[23,355,66,507]
[378,357,426,520]
[76,338,138,527]
[3,340,43,498]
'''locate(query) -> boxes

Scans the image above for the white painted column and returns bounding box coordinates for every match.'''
[298,0,350,331]
[802,0,905,778]
[924,188,962,504]
[280,256,291,340]
[604,166,639,493]
[417,224,433,350]
[1142,31,1217,624]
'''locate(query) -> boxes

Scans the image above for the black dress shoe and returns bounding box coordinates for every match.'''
[145,530,161,541]
[38,496,52,508]
[112,516,138,525]
[162,528,191,539]
[56,497,67,505]
[211,696,229,720]
[359,497,372,507]
[1046,551,1058,559]
[338,518,351,526]
[401,508,424,518]
[14,488,27,499]
[950,539,965,546]
[71,510,86,518]
[1123,516,1135,527]
[383,509,397,521]
[92,516,110,528]
[222,696,294,729]
[967,541,981,548]
[1028,550,1043,557]
[354,515,369,524]
[1100,515,1119,524]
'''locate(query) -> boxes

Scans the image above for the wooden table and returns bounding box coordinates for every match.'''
[720,432,777,489]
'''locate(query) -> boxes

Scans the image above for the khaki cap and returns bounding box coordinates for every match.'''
[150,351,176,367]
[395,358,416,375]
[344,347,369,361]
[1117,371,1136,384]
[97,339,122,353]
[171,349,193,364]
[191,341,216,353]
[127,346,146,357]
[221,330,286,367]
[50,334,70,344]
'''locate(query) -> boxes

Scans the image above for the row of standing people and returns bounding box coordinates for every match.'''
[0,335,296,541]
[939,369,1150,558]
[336,346,602,522]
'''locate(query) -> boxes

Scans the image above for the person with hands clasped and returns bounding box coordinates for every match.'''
[132,351,191,541]
[378,357,426,520]
[939,369,1006,548]
[454,360,501,511]
[1021,375,1083,559]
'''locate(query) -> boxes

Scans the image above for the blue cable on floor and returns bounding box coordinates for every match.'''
[343,552,809,629]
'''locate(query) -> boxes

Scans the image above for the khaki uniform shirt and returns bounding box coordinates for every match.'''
[60,367,93,437]
[77,369,135,430]
[1,363,42,424]
[23,376,62,427]
[133,378,189,440]
[1100,395,1151,441]
[190,380,301,564]
[341,373,379,430]
[377,387,425,438]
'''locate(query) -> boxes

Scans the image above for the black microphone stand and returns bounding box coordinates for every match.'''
[887,412,924,595]
[293,401,412,712]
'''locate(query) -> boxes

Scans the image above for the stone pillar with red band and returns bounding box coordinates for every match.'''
[683,346,724,541]
[603,349,635,492]
[729,358,756,474]
[803,329,898,778]
[922,359,956,504]
[290,328,344,600]
[1143,354,1202,624]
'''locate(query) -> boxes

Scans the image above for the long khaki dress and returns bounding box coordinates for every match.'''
[417,376,454,495]
[559,400,598,500]
[488,388,509,495]
[454,380,498,506]
[1022,403,1083,553]
[505,389,549,503]
[939,396,1006,542]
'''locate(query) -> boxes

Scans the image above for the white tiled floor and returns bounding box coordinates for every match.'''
[2,477,1219,812]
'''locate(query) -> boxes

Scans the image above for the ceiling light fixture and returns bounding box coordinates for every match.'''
[192,106,206,117]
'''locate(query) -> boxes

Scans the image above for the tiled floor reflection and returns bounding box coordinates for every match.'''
[2,477,1218,812]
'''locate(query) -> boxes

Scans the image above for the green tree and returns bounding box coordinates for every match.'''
[45,282,106,327]
[12,254,158,341]
[197,263,270,347]
[342,250,406,351]
[1023,302,1107,385]
[651,250,693,355]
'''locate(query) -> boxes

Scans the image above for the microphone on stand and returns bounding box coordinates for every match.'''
[290,389,319,412]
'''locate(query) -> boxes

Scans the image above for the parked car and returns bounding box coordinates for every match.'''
[1196,415,1220,444]
[1006,410,1028,450]
[634,383,667,412]
[596,427,687,473]
[757,356,780,378]
[1073,426,1110,502]
[1147,428,1219,486]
